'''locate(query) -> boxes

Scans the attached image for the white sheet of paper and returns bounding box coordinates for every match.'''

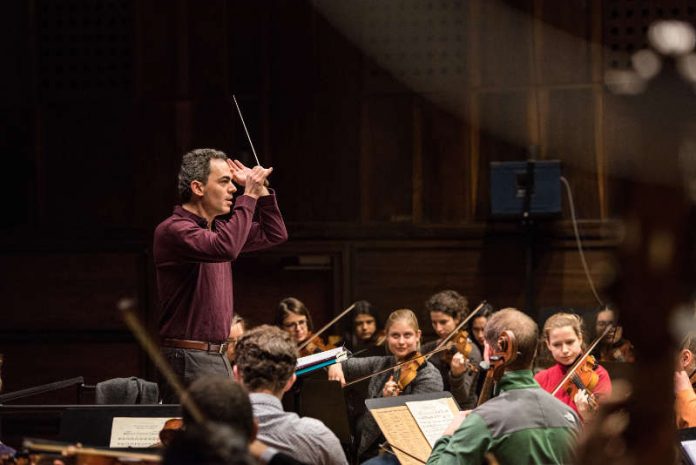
[109,417,177,448]
[405,398,456,448]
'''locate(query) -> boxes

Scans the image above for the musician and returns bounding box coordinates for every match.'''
[535,312,612,420]
[180,376,308,465]
[226,315,245,364]
[328,309,443,462]
[421,290,481,409]
[234,325,348,465]
[592,307,635,363]
[164,423,254,465]
[276,297,316,347]
[675,331,696,428]
[154,148,287,402]
[426,308,581,465]
[469,305,493,397]
[342,300,386,355]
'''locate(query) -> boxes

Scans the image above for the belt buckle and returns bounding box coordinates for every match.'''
[217,343,228,354]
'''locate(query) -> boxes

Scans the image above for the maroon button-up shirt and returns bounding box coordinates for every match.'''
[154,193,287,342]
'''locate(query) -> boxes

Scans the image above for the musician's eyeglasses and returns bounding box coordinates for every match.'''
[283,319,308,329]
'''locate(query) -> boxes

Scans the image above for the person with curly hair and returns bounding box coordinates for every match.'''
[234,325,348,465]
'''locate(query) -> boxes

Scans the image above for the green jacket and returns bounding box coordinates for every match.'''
[427,370,580,465]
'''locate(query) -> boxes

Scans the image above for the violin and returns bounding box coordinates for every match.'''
[562,355,600,410]
[477,330,518,406]
[298,333,336,357]
[551,324,614,411]
[394,351,426,392]
[440,329,478,373]
[296,303,357,357]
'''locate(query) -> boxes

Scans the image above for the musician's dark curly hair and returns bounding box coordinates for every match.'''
[235,325,299,394]
[424,290,469,321]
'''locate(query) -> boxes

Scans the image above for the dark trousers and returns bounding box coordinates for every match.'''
[159,347,233,404]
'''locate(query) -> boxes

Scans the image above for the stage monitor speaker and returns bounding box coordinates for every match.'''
[490,160,561,218]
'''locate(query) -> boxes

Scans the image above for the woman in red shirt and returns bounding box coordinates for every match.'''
[535,312,612,420]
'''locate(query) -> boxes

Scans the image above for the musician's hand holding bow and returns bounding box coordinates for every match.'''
[382,375,401,397]
[450,352,469,377]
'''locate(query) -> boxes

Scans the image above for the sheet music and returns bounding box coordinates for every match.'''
[110,417,176,448]
[370,406,431,465]
[296,347,347,369]
[683,440,696,465]
[405,398,458,448]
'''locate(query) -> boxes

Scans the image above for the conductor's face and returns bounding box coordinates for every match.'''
[201,158,237,217]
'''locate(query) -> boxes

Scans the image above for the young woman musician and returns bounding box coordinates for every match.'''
[275,297,333,356]
[469,305,493,397]
[327,309,443,462]
[342,300,386,355]
[534,313,612,420]
[421,290,481,409]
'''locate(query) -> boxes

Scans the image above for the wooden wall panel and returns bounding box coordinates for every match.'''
[188,0,229,98]
[0,253,142,331]
[537,0,593,84]
[546,88,599,218]
[41,104,135,228]
[478,0,533,88]
[134,0,179,98]
[233,246,342,330]
[361,95,414,222]
[535,247,613,312]
[420,98,469,224]
[269,1,317,94]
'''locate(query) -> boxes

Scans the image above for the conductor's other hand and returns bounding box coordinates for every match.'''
[244,165,272,199]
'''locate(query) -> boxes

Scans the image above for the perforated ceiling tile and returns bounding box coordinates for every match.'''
[37,0,133,100]
[603,0,696,70]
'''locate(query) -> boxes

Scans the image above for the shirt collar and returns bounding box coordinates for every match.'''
[173,205,208,228]
[498,369,538,392]
[249,392,283,410]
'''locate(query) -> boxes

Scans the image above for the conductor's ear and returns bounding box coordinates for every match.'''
[190,180,205,197]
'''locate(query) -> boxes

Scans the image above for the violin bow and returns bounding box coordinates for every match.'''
[119,298,207,424]
[298,302,357,352]
[551,323,614,396]
[428,300,488,359]
[343,345,450,387]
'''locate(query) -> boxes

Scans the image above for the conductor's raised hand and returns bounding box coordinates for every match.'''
[227,159,252,186]
[244,165,272,199]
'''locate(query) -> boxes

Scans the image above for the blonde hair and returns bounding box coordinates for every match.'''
[543,312,585,343]
[385,308,420,333]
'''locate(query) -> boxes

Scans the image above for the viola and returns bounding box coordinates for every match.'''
[477,330,518,406]
[550,324,614,409]
[394,351,426,391]
[440,329,478,373]
[298,333,336,357]
[562,355,600,410]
